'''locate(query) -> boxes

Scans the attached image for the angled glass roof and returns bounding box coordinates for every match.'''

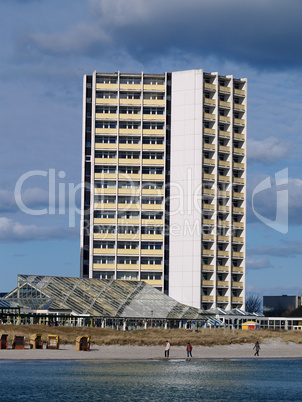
[5,275,216,320]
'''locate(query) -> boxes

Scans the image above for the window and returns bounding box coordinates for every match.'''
[119,151,140,159]
[141,226,163,235]
[118,166,140,174]
[94,211,115,219]
[117,241,139,249]
[120,92,141,99]
[143,107,164,115]
[118,196,139,204]
[93,241,115,249]
[96,92,117,99]
[93,256,114,264]
[142,197,163,205]
[95,166,116,174]
[120,107,140,114]
[96,106,117,114]
[141,257,162,265]
[118,181,139,189]
[120,77,141,85]
[142,167,163,175]
[93,225,115,234]
[119,136,140,144]
[143,93,164,100]
[143,122,164,130]
[96,77,117,84]
[95,136,116,144]
[95,151,116,158]
[117,256,139,264]
[141,242,162,250]
[94,195,115,204]
[142,137,164,145]
[95,121,117,129]
[119,122,140,129]
[95,181,116,189]
[141,272,162,280]
[142,152,164,160]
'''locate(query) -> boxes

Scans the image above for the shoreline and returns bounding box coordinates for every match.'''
[1,339,302,361]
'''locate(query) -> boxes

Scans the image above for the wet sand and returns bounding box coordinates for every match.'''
[0,339,302,360]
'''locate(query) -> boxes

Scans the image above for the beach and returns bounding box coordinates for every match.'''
[1,339,302,360]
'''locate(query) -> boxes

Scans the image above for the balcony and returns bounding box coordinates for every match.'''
[204,143,215,150]
[93,263,115,269]
[204,97,216,105]
[94,218,115,225]
[233,236,244,243]
[118,143,140,150]
[142,279,163,286]
[119,128,141,135]
[117,218,140,225]
[203,203,215,210]
[142,174,164,181]
[218,145,230,152]
[96,83,118,90]
[117,203,140,210]
[203,234,215,240]
[141,234,163,241]
[119,84,141,91]
[217,280,229,287]
[118,173,140,181]
[218,190,230,197]
[116,263,139,270]
[219,85,231,93]
[143,99,165,106]
[203,173,215,181]
[231,296,243,303]
[117,249,139,255]
[232,251,244,258]
[218,205,229,212]
[217,236,228,242]
[219,101,231,108]
[93,248,115,255]
[93,233,115,240]
[233,147,245,155]
[140,264,163,271]
[233,207,244,214]
[232,266,244,273]
[142,144,165,151]
[217,265,229,272]
[202,219,215,225]
[234,133,245,140]
[217,220,230,227]
[141,203,163,210]
[95,173,117,180]
[117,233,139,240]
[94,202,116,209]
[217,250,229,257]
[202,265,214,271]
[95,113,117,120]
[203,158,215,166]
[218,175,230,182]
[233,221,244,228]
[233,162,245,169]
[234,103,245,111]
[218,160,230,167]
[203,112,216,121]
[217,296,229,302]
[143,84,165,91]
[201,295,214,302]
[204,83,216,90]
[234,118,245,125]
[119,98,141,106]
[202,249,214,256]
[141,189,164,196]
[141,248,163,255]
[141,219,163,225]
[219,130,230,138]
[96,98,118,105]
[142,129,165,135]
[219,115,231,123]
[233,177,245,184]
[233,192,244,199]
[117,188,139,196]
[95,143,117,150]
[95,158,117,165]
[142,159,164,166]
[204,128,216,135]
[119,114,141,121]
[95,128,117,134]
[234,88,246,96]
[95,188,116,195]
[203,188,215,195]
[201,280,214,286]
[232,281,243,288]
[118,158,140,165]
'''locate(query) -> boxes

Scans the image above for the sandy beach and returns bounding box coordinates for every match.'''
[1,339,302,361]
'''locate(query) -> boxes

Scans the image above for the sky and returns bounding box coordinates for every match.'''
[1,0,302,297]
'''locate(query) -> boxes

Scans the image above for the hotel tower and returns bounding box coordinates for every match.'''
[81,69,247,310]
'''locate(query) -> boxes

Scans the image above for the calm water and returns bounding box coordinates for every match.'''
[0,359,301,401]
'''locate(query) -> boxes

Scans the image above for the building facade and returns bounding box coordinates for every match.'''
[81,69,247,310]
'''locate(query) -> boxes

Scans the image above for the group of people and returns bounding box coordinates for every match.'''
[164,340,193,358]
[164,340,261,358]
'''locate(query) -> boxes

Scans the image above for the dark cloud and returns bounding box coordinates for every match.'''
[23,0,302,69]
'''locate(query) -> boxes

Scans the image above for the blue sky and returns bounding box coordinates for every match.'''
[1,0,302,297]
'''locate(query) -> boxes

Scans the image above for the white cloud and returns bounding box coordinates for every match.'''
[0,217,78,242]
[248,137,291,164]
[246,257,272,270]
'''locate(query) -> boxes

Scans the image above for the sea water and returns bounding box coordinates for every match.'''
[0,359,301,401]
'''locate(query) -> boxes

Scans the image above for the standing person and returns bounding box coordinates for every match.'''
[253,341,260,356]
[186,342,193,358]
[165,340,170,357]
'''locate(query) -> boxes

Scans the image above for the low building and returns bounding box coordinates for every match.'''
[263,295,301,317]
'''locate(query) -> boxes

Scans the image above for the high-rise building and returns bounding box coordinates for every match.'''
[81,69,247,310]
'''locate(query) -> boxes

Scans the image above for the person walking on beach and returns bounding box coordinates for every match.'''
[186,342,193,358]
[253,341,260,356]
[165,340,170,357]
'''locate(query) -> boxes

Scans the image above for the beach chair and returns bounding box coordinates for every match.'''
[30,334,43,349]
[46,335,60,350]
[0,334,8,349]
[76,336,90,351]
[12,335,25,350]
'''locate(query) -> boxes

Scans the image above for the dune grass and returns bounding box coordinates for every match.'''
[1,325,302,347]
